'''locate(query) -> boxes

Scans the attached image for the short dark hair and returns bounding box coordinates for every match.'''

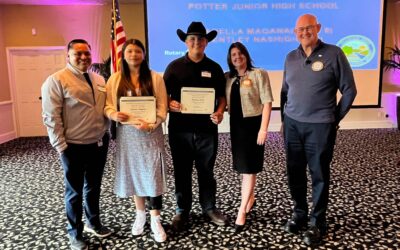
[67,39,91,51]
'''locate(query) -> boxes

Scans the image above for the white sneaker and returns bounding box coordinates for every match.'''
[151,215,167,243]
[131,210,146,236]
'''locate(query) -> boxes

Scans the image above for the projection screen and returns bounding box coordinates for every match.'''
[145,0,385,108]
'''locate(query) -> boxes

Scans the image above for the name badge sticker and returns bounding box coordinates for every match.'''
[97,86,106,92]
[201,71,212,78]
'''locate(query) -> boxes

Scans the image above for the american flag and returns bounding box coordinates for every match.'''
[111,0,126,74]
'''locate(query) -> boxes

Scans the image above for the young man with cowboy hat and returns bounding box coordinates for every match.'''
[163,21,227,231]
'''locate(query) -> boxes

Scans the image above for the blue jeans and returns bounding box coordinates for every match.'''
[283,116,336,227]
[60,133,109,237]
[168,131,218,214]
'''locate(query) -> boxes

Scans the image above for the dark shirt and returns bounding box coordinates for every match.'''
[230,77,244,119]
[163,53,226,133]
[280,40,357,124]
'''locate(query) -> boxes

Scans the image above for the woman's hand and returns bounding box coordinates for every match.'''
[111,112,129,123]
[257,130,268,145]
[133,119,154,133]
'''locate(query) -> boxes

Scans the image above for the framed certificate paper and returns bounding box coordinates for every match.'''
[119,96,156,124]
[180,87,215,114]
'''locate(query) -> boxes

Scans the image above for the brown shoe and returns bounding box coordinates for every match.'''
[171,213,188,232]
[206,209,228,226]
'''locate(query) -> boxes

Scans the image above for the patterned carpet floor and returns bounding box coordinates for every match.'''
[0,129,399,249]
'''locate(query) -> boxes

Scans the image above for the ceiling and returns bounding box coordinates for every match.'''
[0,0,141,5]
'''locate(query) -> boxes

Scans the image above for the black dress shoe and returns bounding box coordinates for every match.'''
[171,213,188,232]
[234,223,245,234]
[303,226,323,246]
[283,218,307,234]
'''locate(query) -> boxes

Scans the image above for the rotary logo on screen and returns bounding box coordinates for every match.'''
[336,35,376,67]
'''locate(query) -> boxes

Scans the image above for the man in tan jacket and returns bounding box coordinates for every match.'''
[41,39,111,250]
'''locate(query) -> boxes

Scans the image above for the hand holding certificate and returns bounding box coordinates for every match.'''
[119,96,156,124]
[180,87,215,114]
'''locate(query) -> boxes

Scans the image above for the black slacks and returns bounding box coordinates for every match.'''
[283,115,336,227]
[168,131,218,214]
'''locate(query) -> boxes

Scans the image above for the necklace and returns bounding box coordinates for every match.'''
[237,69,247,78]
[235,69,247,85]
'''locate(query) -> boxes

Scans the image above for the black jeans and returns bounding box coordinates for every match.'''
[60,133,109,237]
[283,116,336,227]
[168,131,218,214]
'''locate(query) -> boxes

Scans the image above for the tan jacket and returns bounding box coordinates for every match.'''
[225,68,274,117]
[104,71,168,129]
[41,63,109,153]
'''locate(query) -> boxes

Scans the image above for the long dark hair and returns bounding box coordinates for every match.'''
[117,39,153,97]
[227,42,255,78]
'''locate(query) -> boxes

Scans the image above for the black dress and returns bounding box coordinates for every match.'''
[230,76,264,174]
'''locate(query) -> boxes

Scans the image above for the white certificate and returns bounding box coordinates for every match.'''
[180,87,215,114]
[119,96,156,124]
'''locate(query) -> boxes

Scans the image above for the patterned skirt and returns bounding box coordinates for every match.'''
[114,124,167,197]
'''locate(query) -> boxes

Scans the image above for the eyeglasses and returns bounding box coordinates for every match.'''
[294,25,317,33]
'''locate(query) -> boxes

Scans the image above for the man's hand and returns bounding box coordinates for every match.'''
[210,112,224,125]
[169,100,181,112]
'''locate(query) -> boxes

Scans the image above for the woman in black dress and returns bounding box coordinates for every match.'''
[225,42,273,232]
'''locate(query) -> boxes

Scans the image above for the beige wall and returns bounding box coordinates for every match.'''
[100,3,146,58]
[0,8,11,101]
[384,0,400,48]
[0,3,145,102]
[1,4,145,59]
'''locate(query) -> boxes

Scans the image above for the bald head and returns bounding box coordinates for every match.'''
[294,14,321,53]
[296,14,318,27]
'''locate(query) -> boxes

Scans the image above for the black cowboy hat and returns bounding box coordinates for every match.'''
[177,22,218,42]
